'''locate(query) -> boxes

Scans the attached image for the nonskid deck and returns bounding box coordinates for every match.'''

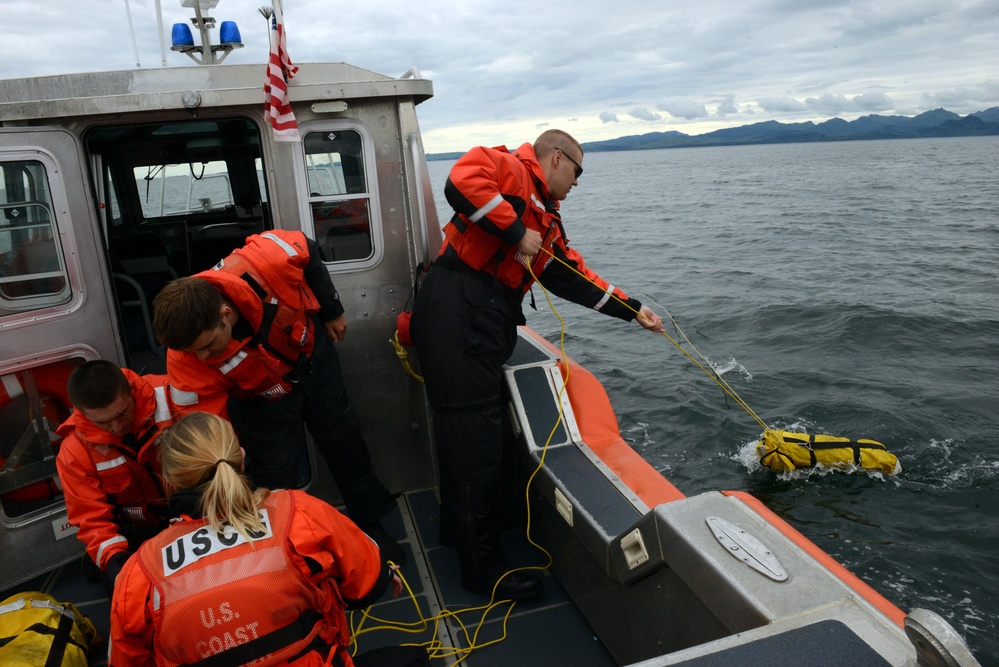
[1,488,617,667]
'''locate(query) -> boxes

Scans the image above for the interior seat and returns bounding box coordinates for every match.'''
[108,231,178,357]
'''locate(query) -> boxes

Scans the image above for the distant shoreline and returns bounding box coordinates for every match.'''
[427,106,999,161]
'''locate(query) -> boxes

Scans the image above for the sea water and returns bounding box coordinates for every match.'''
[428,136,999,663]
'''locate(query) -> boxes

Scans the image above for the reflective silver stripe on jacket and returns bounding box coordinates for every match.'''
[2,374,22,400]
[219,350,248,375]
[469,193,504,223]
[96,535,129,565]
[96,456,127,472]
[261,231,299,257]
[170,386,198,407]
[153,386,171,423]
[593,284,614,312]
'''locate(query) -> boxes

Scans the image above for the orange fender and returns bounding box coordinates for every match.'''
[519,327,686,508]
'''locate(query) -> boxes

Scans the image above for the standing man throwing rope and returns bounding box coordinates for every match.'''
[410,129,663,600]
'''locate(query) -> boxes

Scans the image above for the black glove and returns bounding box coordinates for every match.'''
[105,551,131,585]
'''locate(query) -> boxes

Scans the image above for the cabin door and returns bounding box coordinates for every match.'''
[0,127,125,589]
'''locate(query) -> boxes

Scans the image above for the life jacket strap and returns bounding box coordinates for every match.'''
[180,609,324,667]
[238,272,309,379]
[787,433,886,467]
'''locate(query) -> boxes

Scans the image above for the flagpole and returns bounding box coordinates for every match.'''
[154,0,167,66]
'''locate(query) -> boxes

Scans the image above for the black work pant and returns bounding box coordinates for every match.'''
[410,265,522,578]
[227,331,394,525]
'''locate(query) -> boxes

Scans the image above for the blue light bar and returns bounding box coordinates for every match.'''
[219,21,242,46]
[171,23,195,48]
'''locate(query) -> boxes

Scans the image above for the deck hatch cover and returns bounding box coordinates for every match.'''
[707,516,787,582]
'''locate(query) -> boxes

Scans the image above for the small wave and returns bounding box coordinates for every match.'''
[903,438,999,488]
[622,421,655,449]
[711,357,753,381]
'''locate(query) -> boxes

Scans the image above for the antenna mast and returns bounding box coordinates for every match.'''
[123,0,141,68]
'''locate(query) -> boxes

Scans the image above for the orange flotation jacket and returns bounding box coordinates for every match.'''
[441,145,561,292]
[55,370,174,569]
[134,491,330,667]
[208,230,320,371]
[440,143,639,320]
[168,231,322,413]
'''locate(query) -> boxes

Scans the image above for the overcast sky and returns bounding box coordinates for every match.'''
[2,0,997,153]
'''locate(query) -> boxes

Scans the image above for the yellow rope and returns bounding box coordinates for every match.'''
[536,247,771,433]
[346,557,522,664]
[389,330,424,383]
[391,249,770,433]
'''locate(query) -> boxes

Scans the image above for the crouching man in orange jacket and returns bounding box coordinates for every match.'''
[55,360,175,597]
[152,229,403,565]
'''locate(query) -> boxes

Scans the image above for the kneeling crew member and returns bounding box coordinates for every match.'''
[56,360,174,597]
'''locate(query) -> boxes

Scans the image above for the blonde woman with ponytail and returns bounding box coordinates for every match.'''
[109,412,418,667]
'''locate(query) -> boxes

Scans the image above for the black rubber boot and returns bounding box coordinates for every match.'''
[455,487,542,601]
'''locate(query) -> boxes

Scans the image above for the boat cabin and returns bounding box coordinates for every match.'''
[0,62,439,586]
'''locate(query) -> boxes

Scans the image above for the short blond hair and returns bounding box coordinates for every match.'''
[534,129,583,160]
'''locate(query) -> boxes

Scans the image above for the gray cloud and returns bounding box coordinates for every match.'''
[852,92,894,111]
[758,97,809,113]
[2,0,996,152]
[923,79,999,108]
[805,94,854,114]
[716,96,740,116]
[657,98,709,120]
[628,107,663,122]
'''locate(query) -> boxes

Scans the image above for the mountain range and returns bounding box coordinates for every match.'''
[427,107,999,159]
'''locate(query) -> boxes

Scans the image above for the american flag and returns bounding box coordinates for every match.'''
[263,0,300,141]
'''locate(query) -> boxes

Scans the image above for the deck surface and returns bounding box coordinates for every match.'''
[2,489,618,666]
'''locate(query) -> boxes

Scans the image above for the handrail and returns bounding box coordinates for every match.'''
[407,133,431,269]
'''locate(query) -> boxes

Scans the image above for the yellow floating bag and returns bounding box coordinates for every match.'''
[0,592,101,667]
[757,430,901,475]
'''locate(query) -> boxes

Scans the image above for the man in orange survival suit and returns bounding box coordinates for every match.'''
[152,230,403,565]
[409,129,663,600]
[55,360,175,597]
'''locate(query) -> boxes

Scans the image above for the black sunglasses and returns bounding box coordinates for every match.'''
[555,147,583,179]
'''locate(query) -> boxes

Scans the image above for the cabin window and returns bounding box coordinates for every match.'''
[88,117,269,281]
[133,161,235,218]
[303,130,374,263]
[0,159,71,313]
